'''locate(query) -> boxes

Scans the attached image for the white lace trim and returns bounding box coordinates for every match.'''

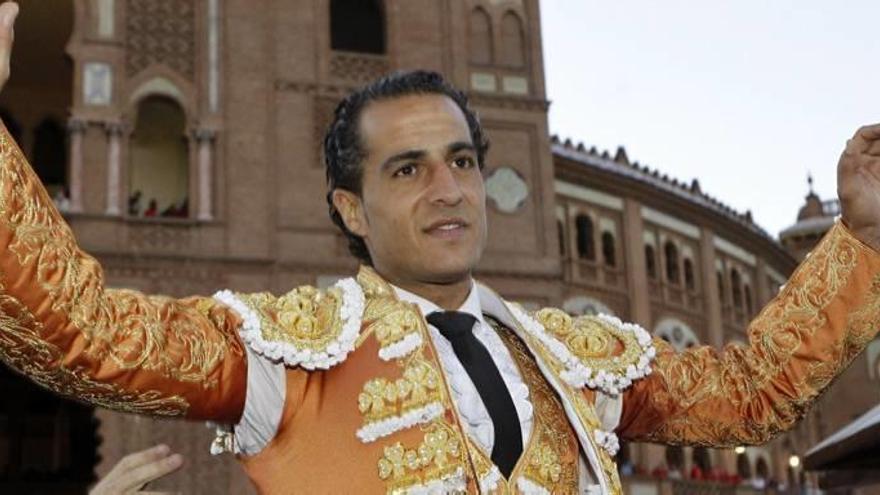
[594,429,620,457]
[428,322,533,454]
[213,277,365,370]
[355,402,444,443]
[516,477,551,495]
[479,466,502,493]
[378,332,423,361]
[508,303,656,396]
[401,467,466,495]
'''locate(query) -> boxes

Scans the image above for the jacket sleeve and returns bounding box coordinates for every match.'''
[0,122,248,422]
[617,220,880,446]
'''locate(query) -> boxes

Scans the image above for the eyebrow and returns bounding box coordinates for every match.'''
[381,149,426,173]
[447,141,476,155]
[380,141,477,173]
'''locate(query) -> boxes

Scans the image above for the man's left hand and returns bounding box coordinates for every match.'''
[839,123,880,251]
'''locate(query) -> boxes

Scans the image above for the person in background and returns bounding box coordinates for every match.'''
[89,444,184,495]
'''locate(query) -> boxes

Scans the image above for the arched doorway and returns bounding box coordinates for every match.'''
[128,95,190,218]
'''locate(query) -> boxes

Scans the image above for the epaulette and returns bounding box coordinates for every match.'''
[213,278,365,370]
[507,305,656,395]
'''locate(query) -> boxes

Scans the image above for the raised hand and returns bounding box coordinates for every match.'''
[838,123,880,251]
[0,2,17,93]
[89,444,184,495]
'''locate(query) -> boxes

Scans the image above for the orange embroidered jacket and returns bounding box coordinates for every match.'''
[0,120,878,494]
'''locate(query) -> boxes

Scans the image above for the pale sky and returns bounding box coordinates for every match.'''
[540,1,880,237]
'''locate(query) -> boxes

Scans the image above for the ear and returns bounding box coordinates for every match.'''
[331,188,369,238]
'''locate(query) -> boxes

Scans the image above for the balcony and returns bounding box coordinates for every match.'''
[649,279,704,314]
[563,256,626,292]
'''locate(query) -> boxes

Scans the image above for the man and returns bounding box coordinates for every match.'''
[0,2,879,493]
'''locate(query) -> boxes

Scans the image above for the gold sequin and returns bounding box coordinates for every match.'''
[239,286,344,350]
[376,424,464,493]
[359,360,442,422]
[535,308,644,376]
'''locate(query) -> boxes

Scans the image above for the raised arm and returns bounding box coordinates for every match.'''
[618,124,880,446]
[0,2,247,422]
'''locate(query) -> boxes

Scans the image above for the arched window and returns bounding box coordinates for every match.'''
[744,284,753,315]
[756,457,770,480]
[736,452,752,479]
[655,318,699,351]
[731,268,743,309]
[557,219,566,256]
[664,241,680,284]
[693,447,712,472]
[601,231,616,267]
[683,258,695,290]
[716,269,725,303]
[129,96,189,219]
[645,244,657,279]
[575,215,595,260]
[499,11,526,68]
[563,296,613,317]
[665,446,684,471]
[468,7,492,65]
[330,0,385,54]
[32,118,68,195]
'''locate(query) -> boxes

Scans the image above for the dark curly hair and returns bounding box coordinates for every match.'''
[323,70,490,264]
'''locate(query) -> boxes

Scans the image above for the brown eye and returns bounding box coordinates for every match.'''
[453,156,475,169]
[393,163,417,177]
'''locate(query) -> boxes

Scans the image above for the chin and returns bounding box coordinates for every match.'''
[421,257,476,283]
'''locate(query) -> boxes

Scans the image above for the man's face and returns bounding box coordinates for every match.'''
[334,93,488,285]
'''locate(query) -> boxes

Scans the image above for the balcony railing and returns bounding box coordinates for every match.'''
[563,257,626,291]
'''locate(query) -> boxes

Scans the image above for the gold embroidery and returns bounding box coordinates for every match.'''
[529,445,562,484]
[642,223,869,446]
[0,289,188,416]
[363,296,424,354]
[0,128,233,386]
[376,423,465,493]
[355,267,471,493]
[490,319,581,493]
[359,360,442,422]
[535,308,645,376]
[358,266,397,299]
[239,286,344,350]
[843,274,880,362]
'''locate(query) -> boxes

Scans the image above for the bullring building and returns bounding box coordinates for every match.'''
[0,1,876,493]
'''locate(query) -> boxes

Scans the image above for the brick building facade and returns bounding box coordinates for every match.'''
[0,1,876,493]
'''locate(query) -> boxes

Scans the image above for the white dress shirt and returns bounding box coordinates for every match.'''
[392,283,534,455]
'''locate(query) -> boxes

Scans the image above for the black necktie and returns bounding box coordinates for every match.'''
[426,311,523,477]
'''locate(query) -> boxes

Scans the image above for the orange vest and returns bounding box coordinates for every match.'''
[232,268,628,494]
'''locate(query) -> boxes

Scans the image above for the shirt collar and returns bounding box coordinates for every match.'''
[392,281,486,329]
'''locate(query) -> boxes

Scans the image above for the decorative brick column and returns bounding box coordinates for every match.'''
[104,121,125,216]
[194,128,216,221]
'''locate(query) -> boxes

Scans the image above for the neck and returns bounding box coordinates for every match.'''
[379,270,473,310]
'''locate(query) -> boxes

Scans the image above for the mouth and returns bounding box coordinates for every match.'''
[424,218,469,238]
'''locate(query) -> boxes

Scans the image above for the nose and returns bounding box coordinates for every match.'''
[427,161,464,206]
